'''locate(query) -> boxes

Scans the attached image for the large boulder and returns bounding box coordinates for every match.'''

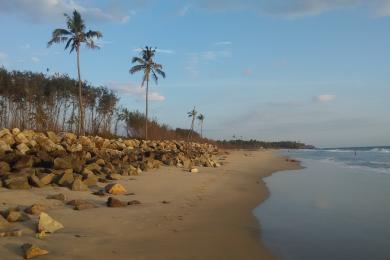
[13,156,34,170]
[57,169,74,187]
[105,183,126,195]
[4,177,31,190]
[53,157,72,170]
[71,177,88,191]
[15,133,29,144]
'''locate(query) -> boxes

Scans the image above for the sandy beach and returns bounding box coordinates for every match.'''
[0,150,300,260]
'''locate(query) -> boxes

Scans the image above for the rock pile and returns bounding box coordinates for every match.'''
[0,128,219,191]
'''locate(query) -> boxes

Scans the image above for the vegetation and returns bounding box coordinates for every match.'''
[197,113,205,138]
[187,107,197,141]
[48,10,102,136]
[216,139,309,149]
[130,46,166,140]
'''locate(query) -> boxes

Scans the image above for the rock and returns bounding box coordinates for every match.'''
[0,133,15,146]
[25,204,45,215]
[95,159,105,166]
[53,157,73,170]
[67,200,97,210]
[6,211,29,222]
[128,200,141,205]
[0,140,12,153]
[15,133,29,144]
[37,212,64,233]
[106,197,126,207]
[0,161,11,173]
[47,131,60,143]
[46,193,66,202]
[71,177,88,191]
[0,214,10,230]
[105,183,126,195]
[13,156,34,169]
[17,143,30,154]
[5,177,31,190]
[92,189,106,196]
[37,173,55,185]
[82,174,98,187]
[190,168,199,173]
[57,169,74,187]
[0,128,11,138]
[29,174,45,188]
[0,229,23,237]
[21,243,49,259]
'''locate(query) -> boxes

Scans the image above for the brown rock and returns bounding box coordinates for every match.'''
[0,161,11,173]
[6,210,29,222]
[15,133,29,144]
[107,197,126,207]
[13,156,34,170]
[25,204,45,215]
[29,174,45,188]
[0,214,10,229]
[128,200,141,205]
[21,243,49,259]
[71,177,88,191]
[0,229,23,237]
[17,143,30,154]
[67,200,97,210]
[105,183,126,195]
[53,157,73,170]
[57,169,74,187]
[82,174,98,187]
[4,177,31,190]
[37,173,55,185]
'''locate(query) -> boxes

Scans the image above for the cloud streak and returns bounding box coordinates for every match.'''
[0,0,132,23]
[190,0,390,18]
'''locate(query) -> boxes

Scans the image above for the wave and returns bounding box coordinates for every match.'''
[369,148,390,153]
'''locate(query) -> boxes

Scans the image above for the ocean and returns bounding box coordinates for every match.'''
[254,147,390,260]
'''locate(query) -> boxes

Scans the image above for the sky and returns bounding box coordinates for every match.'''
[0,0,389,147]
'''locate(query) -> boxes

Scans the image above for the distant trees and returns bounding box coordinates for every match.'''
[216,139,308,149]
[130,47,166,140]
[0,68,117,134]
[48,10,102,136]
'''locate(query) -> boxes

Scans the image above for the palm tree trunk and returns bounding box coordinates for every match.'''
[201,121,203,138]
[145,77,149,140]
[76,46,84,136]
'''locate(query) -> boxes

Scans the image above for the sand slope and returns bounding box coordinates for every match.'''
[0,150,299,260]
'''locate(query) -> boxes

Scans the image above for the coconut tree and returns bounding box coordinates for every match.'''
[187,107,197,141]
[130,46,166,140]
[197,113,205,138]
[48,9,102,136]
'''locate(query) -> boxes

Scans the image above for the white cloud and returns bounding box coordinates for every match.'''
[0,0,133,23]
[185,48,232,77]
[31,57,40,63]
[108,82,165,102]
[314,94,336,103]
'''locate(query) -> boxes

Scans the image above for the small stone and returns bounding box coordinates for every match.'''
[37,212,64,233]
[0,214,10,229]
[190,168,199,173]
[46,193,66,202]
[161,200,170,204]
[15,133,29,144]
[92,189,106,196]
[21,243,49,259]
[67,200,97,211]
[6,211,30,222]
[105,183,126,195]
[106,197,126,207]
[4,177,31,190]
[25,204,45,215]
[38,173,55,185]
[128,200,141,206]
[107,173,121,180]
[0,229,23,237]
[82,174,98,187]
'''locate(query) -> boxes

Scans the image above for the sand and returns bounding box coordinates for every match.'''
[0,150,300,260]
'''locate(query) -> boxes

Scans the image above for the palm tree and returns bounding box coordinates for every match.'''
[130,46,166,140]
[187,107,197,141]
[48,9,102,136]
[197,113,205,138]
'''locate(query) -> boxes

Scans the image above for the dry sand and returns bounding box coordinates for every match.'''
[0,150,300,260]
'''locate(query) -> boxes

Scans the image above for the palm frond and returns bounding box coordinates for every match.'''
[129,65,146,74]
[155,68,166,78]
[86,39,99,49]
[151,70,158,84]
[85,30,103,39]
[132,57,146,64]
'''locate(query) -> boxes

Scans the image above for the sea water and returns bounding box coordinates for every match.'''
[254,147,390,260]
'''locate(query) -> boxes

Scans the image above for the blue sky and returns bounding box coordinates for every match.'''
[0,0,389,147]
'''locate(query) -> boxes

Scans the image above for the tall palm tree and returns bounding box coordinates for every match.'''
[197,113,205,138]
[187,107,197,141]
[130,46,166,140]
[48,9,102,136]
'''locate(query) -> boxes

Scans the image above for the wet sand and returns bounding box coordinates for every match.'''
[0,150,299,260]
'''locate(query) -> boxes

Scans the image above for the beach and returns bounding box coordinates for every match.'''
[0,150,299,260]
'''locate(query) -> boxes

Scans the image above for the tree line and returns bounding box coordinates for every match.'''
[216,139,310,149]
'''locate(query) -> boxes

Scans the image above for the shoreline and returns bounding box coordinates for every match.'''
[0,150,300,260]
